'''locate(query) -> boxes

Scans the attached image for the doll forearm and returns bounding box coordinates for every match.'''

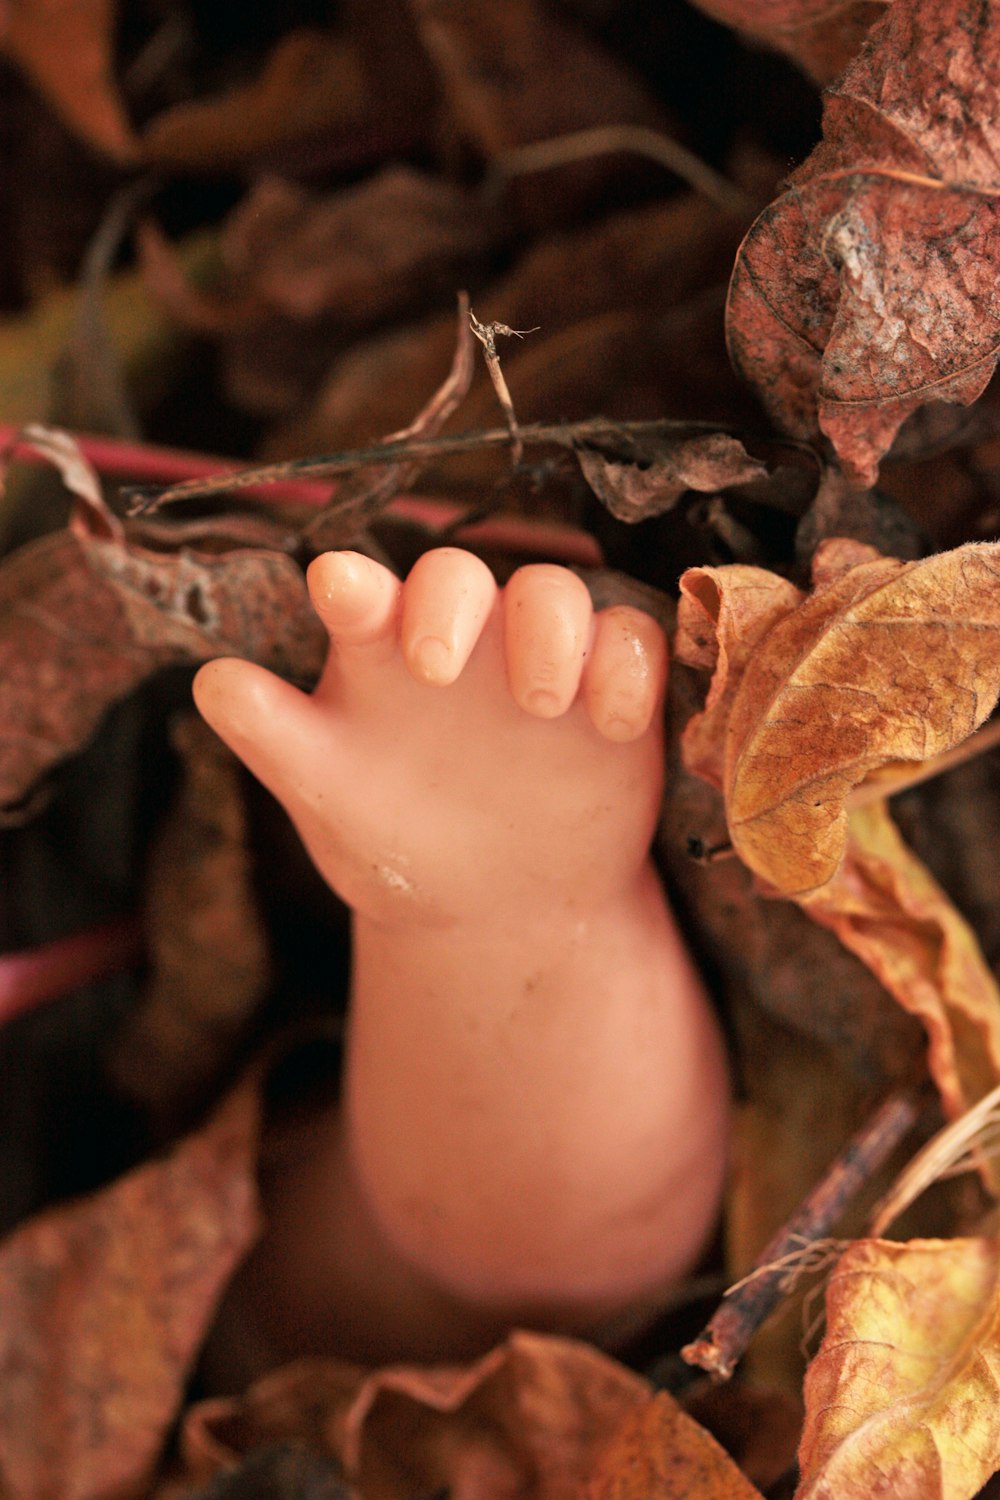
[342,858,730,1320]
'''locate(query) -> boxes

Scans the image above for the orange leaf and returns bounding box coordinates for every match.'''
[677,541,1000,1128]
[798,1237,1000,1500]
[177,1331,649,1500]
[805,801,1000,1127]
[726,0,1000,486]
[2,0,137,160]
[677,563,804,792]
[723,544,1000,898]
[581,1391,766,1500]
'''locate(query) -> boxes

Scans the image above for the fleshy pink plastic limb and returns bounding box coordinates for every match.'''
[194,547,730,1373]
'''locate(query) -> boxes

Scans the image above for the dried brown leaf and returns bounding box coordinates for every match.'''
[805,800,1000,1127]
[222,169,488,328]
[0,434,326,814]
[797,1237,1000,1500]
[0,1078,261,1500]
[177,1331,648,1500]
[689,0,887,84]
[141,29,369,170]
[1,0,137,159]
[678,542,1000,1133]
[265,194,745,461]
[581,1392,767,1500]
[577,432,767,523]
[407,0,665,162]
[720,543,1000,897]
[676,563,804,791]
[727,0,1000,486]
[108,714,271,1131]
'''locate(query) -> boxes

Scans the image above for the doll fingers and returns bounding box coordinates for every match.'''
[582,606,668,742]
[503,564,593,718]
[306,551,402,665]
[193,657,319,799]
[401,548,498,686]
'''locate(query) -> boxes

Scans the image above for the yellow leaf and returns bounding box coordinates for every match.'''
[2,0,137,160]
[804,801,1000,1125]
[677,542,1000,1131]
[724,544,1000,898]
[798,1237,1000,1500]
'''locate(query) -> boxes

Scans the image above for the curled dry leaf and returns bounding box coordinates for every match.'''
[806,801,1000,1129]
[108,714,271,1133]
[676,540,1000,1126]
[176,1331,648,1500]
[576,431,767,523]
[727,0,1000,486]
[0,433,326,815]
[718,544,1000,898]
[688,0,887,84]
[581,1392,766,1500]
[0,1077,261,1500]
[1,0,137,160]
[798,1237,1000,1500]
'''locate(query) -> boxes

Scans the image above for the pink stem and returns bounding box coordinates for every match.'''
[0,426,602,566]
[0,917,144,1027]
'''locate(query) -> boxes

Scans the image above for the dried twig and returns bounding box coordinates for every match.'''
[468,308,538,466]
[126,416,724,513]
[681,1090,925,1380]
[301,292,476,549]
[488,125,752,217]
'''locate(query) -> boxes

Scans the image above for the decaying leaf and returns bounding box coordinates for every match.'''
[406,0,665,162]
[727,0,1000,486]
[688,0,887,84]
[1,0,137,160]
[175,1331,649,1500]
[798,1237,1000,1500]
[581,1392,766,1500]
[576,431,767,523]
[213,168,488,329]
[0,435,326,816]
[108,714,271,1132]
[0,1077,261,1500]
[140,29,369,170]
[676,540,1000,1127]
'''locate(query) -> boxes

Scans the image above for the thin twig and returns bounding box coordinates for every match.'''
[302,292,475,548]
[488,125,752,217]
[681,1090,925,1381]
[468,308,538,466]
[125,416,724,512]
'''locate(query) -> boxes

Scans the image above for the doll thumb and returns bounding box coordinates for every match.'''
[193,657,316,803]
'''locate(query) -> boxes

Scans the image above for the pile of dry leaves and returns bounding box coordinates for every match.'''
[3,0,1000,1496]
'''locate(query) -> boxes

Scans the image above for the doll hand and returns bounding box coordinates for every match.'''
[193,548,668,926]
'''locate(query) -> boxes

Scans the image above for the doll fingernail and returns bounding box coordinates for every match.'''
[603,714,639,741]
[526,689,562,716]
[412,637,453,684]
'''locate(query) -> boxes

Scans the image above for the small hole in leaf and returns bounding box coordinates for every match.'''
[186,584,209,624]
